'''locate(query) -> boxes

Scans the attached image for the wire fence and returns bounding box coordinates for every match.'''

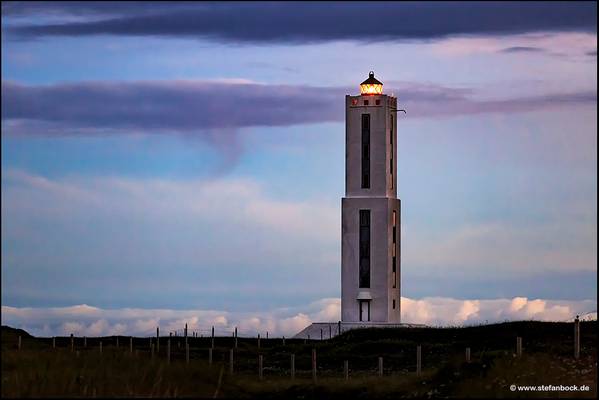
[10,318,592,381]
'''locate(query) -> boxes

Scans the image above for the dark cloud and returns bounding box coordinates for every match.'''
[500,46,545,53]
[587,50,597,56]
[1,81,343,134]
[6,2,596,43]
[1,1,198,17]
[2,80,596,138]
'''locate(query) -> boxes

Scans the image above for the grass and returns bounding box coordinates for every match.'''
[1,321,597,398]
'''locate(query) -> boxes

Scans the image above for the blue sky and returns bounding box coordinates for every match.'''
[1,2,597,336]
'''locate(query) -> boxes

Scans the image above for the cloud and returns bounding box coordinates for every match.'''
[3,169,596,308]
[1,168,339,254]
[1,297,595,337]
[1,169,340,308]
[499,46,545,53]
[430,32,596,58]
[400,296,596,327]
[2,80,595,141]
[1,1,199,18]
[5,2,597,43]
[405,221,597,276]
[0,80,341,132]
[0,79,340,165]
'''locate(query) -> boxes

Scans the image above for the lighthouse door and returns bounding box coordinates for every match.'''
[359,300,371,322]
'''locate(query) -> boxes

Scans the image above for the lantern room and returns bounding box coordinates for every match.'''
[360,71,383,95]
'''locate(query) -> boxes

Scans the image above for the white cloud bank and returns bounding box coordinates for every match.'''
[2,297,595,338]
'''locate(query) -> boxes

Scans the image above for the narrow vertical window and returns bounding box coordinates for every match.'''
[390,115,394,189]
[359,209,370,288]
[393,299,396,309]
[361,114,370,189]
[390,115,394,145]
[392,210,397,288]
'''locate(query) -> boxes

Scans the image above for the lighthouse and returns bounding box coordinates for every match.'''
[293,72,410,338]
[341,71,401,323]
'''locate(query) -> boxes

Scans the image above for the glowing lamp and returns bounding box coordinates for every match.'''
[360,71,383,95]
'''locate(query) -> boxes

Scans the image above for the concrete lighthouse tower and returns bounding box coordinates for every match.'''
[341,71,401,323]
[293,72,412,339]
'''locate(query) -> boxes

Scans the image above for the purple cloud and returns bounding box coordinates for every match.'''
[1,80,341,132]
[6,2,596,43]
[2,80,595,139]
[499,46,545,53]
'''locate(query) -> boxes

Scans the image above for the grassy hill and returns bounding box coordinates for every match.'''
[1,321,596,398]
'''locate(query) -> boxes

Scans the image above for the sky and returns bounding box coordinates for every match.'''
[1,1,597,337]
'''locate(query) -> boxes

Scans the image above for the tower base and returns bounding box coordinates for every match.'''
[292,321,425,339]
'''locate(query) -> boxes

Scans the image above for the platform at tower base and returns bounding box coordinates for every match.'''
[293,321,425,339]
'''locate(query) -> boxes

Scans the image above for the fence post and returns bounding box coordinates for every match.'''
[258,334,260,348]
[344,360,349,380]
[266,331,269,339]
[130,337,133,354]
[312,348,317,383]
[157,327,160,353]
[465,347,471,363]
[100,341,103,354]
[320,328,323,340]
[186,342,190,364]
[209,348,213,365]
[259,354,263,380]
[71,333,74,352]
[151,343,154,359]
[211,326,215,349]
[167,339,171,364]
[18,335,21,350]
[378,356,383,376]
[229,348,234,374]
[283,336,286,346]
[516,337,522,357]
[416,345,422,376]
[116,337,119,349]
[84,336,87,348]
[574,316,580,359]
[53,337,56,349]
[338,320,341,336]
[291,354,295,380]
[235,327,238,349]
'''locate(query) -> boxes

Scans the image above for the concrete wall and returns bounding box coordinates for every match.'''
[341,197,400,322]
[386,198,401,323]
[345,94,397,198]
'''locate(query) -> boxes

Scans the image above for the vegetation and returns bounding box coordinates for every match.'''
[2,321,596,398]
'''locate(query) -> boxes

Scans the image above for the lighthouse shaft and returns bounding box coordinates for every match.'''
[341,74,401,324]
